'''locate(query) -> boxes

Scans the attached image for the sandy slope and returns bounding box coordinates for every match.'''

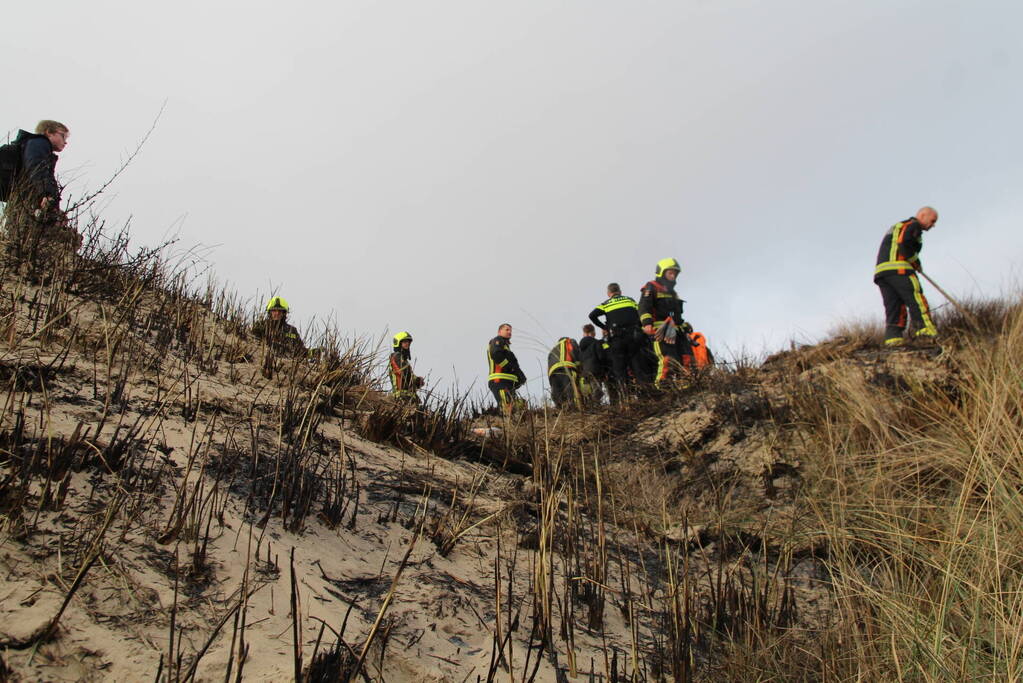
[0,268,670,682]
[2,253,950,681]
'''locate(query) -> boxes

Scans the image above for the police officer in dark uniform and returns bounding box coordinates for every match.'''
[589,282,648,394]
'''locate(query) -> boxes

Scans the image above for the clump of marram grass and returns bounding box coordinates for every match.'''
[764,294,1023,680]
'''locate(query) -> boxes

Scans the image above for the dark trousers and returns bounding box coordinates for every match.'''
[549,370,580,408]
[608,328,649,389]
[876,273,936,341]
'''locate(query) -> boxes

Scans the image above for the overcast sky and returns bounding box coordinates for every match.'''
[6,0,1022,402]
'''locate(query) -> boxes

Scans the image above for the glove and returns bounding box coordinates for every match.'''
[681,321,693,335]
[655,319,678,343]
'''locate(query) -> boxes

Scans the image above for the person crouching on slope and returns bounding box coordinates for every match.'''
[874,207,939,346]
[547,336,583,409]
[389,331,424,403]
[639,258,695,390]
[252,296,306,377]
[487,323,526,416]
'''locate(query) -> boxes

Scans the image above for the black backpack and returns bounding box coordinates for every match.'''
[0,130,45,202]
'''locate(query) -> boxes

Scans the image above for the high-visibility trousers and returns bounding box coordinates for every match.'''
[651,336,694,389]
[876,272,936,343]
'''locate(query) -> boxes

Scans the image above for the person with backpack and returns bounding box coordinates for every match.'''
[874,207,939,346]
[639,258,695,390]
[1,120,78,264]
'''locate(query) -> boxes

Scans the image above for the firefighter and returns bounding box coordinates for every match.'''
[547,336,583,409]
[874,207,939,346]
[252,296,306,377]
[389,331,424,403]
[639,258,694,390]
[487,323,527,415]
[588,282,647,394]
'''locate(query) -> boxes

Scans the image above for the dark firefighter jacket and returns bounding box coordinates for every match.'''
[638,277,685,330]
[547,337,581,376]
[252,318,306,357]
[875,217,924,280]
[389,349,422,395]
[487,336,526,385]
[588,295,641,334]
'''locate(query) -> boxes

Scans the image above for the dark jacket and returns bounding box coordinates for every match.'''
[579,336,610,377]
[588,295,641,334]
[389,349,422,395]
[875,217,924,280]
[638,277,685,329]
[547,337,581,376]
[18,130,60,202]
[252,317,306,357]
[487,336,526,385]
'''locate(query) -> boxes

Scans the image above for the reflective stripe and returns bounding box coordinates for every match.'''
[877,222,921,276]
[888,223,904,263]
[652,341,672,388]
[548,360,578,376]
[909,274,937,335]
[874,260,915,276]
[599,296,639,313]
[489,372,519,382]
[389,356,404,392]
[547,338,579,376]
[493,387,523,415]
[487,341,519,383]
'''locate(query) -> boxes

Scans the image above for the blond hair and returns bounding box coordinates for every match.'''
[35,120,69,135]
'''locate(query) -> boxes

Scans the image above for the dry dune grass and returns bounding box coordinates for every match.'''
[795,301,1023,680]
[2,201,1022,681]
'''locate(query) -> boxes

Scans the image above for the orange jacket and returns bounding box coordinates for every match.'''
[689,332,712,369]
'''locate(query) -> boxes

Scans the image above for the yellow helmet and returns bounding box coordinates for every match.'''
[392,331,413,351]
[265,296,290,313]
[655,257,681,277]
